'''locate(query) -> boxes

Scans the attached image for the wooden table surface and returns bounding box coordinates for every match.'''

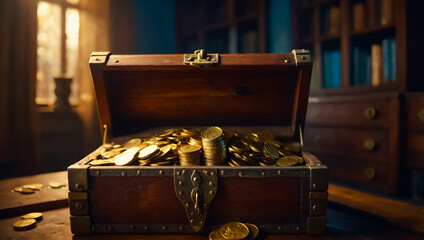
[1,171,423,240]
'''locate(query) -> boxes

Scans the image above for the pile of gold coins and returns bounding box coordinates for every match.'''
[13,212,43,231]
[88,126,305,167]
[209,222,259,240]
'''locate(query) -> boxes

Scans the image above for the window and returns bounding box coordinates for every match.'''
[36,0,80,105]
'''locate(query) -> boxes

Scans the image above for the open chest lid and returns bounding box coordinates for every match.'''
[89,49,312,143]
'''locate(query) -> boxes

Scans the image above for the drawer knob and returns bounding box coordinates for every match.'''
[364,138,376,151]
[364,167,376,180]
[418,109,424,122]
[364,107,377,120]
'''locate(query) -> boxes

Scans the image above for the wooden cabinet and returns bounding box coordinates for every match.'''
[406,94,424,170]
[293,0,424,197]
[304,93,400,194]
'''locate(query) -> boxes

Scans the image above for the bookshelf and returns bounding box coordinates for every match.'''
[291,0,422,94]
[176,0,266,54]
[292,0,424,196]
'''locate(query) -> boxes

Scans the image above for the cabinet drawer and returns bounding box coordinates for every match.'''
[407,94,424,132]
[312,152,392,193]
[407,132,424,169]
[306,94,399,129]
[304,126,392,164]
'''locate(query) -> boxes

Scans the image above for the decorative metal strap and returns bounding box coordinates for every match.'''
[174,168,218,232]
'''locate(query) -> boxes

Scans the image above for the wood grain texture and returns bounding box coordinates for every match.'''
[406,93,424,169]
[304,93,400,194]
[89,176,302,225]
[0,171,68,218]
[90,53,311,143]
[328,184,424,235]
[0,206,423,240]
[306,94,397,129]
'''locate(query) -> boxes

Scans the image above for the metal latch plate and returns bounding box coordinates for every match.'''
[184,49,219,66]
[174,168,218,232]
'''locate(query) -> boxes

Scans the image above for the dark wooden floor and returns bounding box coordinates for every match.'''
[0,171,423,240]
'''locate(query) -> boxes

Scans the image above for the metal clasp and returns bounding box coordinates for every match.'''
[174,169,218,232]
[184,49,219,67]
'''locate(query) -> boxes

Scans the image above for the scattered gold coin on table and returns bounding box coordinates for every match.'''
[22,183,44,190]
[22,212,43,221]
[13,187,35,194]
[220,222,250,240]
[49,181,66,188]
[209,222,259,240]
[13,219,36,231]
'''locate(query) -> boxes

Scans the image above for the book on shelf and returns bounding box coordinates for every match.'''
[332,50,341,87]
[381,0,393,26]
[351,46,371,85]
[322,5,340,36]
[353,3,365,31]
[390,38,397,81]
[382,38,397,82]
[323,51,332,88]
[329,6,340,35]
[371,44,382,86]
[240,30,257,53]
[322,50,341,88]
[365,0,380,27]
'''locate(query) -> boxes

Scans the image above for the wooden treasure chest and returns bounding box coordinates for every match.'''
[67,49,328,235]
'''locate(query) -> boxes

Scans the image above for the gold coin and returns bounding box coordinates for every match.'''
[158,129,175,137]
[112,144,122,149]
[220,222,250,240]
[159,145,172,157]
[49,181,66,188]
[250,142,263,153]
[202,126,223,140]
[123,138,142,149]
[223,131,234,139]
[263,142,279,159]
[284,143,301,153]
[115,147,140,165]
[244,223,259,239]
[257,131,274,142]
[276,156,302,166]
[209,228,226,240]
[138,145,159,160]
[22,212,43,221]
[13,219,36,231]
[90,160,114,166]
[178,144,202,154]
[14,187,35,194]
[22,183,44,190]
[278,147,295,157]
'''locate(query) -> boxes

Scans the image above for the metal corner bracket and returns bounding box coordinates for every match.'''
[89,51,112,64]
[292,49,312,66]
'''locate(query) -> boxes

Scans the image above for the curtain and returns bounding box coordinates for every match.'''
[77,0,111,155]
[0,0,40,178]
